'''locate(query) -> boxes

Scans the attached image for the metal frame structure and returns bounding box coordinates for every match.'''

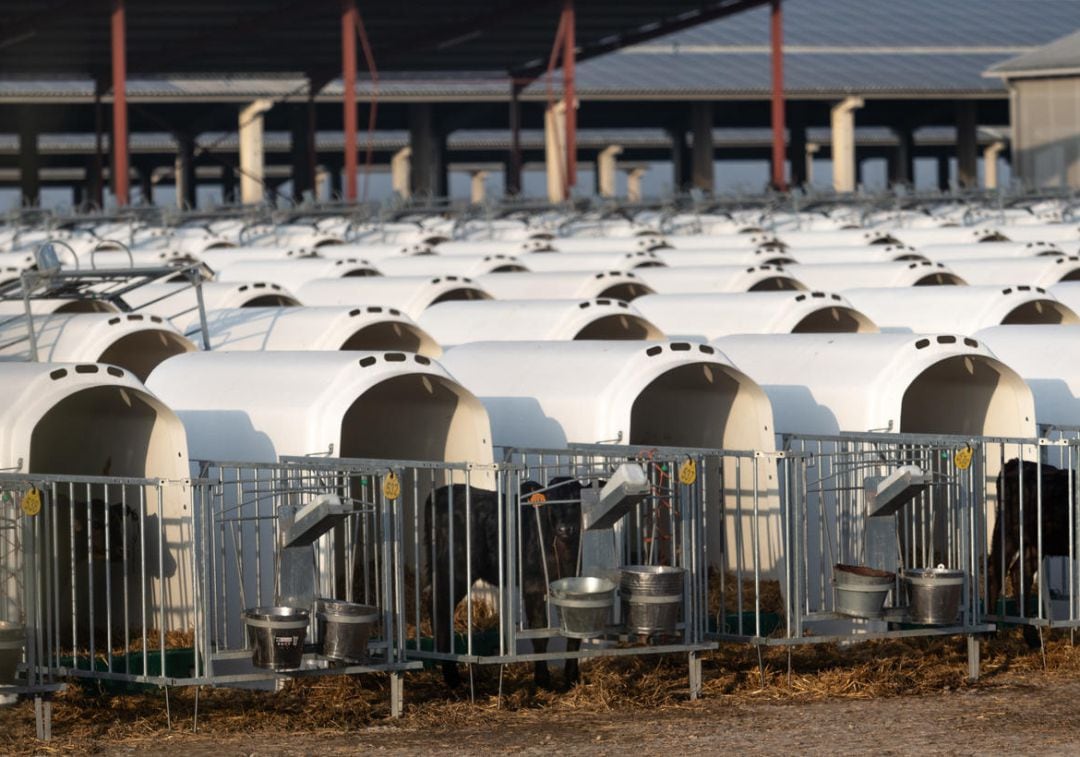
[0,260,214,357]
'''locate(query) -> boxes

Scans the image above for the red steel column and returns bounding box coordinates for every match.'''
[341,0,359,201]
[562,0,576,190]
[111,0,130,206]
[770,0,786,191]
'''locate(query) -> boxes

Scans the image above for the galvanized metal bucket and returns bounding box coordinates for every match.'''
[620,565,686,635]
[903,567,965,625]
[315,598,379,663]
[0,621,24,685]
[242,607,310,670]
[833,564,895,619]
[549,576,616,639]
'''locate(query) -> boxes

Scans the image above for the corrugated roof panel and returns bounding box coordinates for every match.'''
[988,29,1080,77]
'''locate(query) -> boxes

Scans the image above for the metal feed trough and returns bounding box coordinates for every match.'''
[710,432,997,681]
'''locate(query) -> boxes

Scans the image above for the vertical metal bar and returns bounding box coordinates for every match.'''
[412,471,420,654]
[84,482,94,669]
[139,486,148,682]
[446,468,454,655]
[1037,452,1044,623]
[496,465,505,656]
[752,456,761,638]
[1019,449,1026,617]
[465,473,473,657]
[157,486,165,679]
[104,484,113,672]
[561,0,577,190]
[110,0,130,206]
[341,0,359,202]
[769,0,787,190]
[121,485,130,658]
[734,456,743,635]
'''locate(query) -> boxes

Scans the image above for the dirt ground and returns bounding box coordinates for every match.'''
[7,633,1080,755]
[92,676,1080,756]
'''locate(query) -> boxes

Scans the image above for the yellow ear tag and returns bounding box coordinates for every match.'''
[529,492,547,505]
[382,472,401,501]
[21,488,41,517]
[678,459,697,486]
[954,446,973,471]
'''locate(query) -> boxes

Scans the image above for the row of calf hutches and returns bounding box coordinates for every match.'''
[189,306,442,356]
[418,299,664,344]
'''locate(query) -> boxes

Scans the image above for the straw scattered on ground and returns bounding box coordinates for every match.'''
[4,626,1080,754]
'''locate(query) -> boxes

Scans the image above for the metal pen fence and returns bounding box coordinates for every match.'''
[290,448,719,697]
[198,460,418,714]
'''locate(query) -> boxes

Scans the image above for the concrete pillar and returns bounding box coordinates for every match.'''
[889,126,914,187]
[690,102,714,192]
[937,155,950,191]
[409,104,447,199]
[830,96,864,192]
[18,109,39,207]
[221,163,236,204]
[315,166,330,201]
[391,146,411,199]
[625,167,647,202]
[668,125,690,192]
[984,140,1006,189]
[596,145,622,197]
[175,134,196,209]
[545,100,568,202]
[239,98,273,204]
[789,117,808,187]
[956,102,978,189]
[470,170,489,204]
[805,142,820,185]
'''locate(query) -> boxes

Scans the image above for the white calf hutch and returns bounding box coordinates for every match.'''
[147,350,493,467]
[440,339,780,598]
[189,306,441,356]
[633,291,877,340]
[785,261,966,290]
[417,299,663,345]
[374,254,527,277]
[947,256,1080,287]
[439,340,775,453]
[776,245,926,265]
[119,281,302,327]
[919,241,1065,262]
[655,248,797,267]
[517,250,666,273]
[213,258,381,289]
[842,286,1079,333]
[476,270,654,301]
[974,325,1080,427]
[0,313,196,381]
[0,361,196,723]
[296,276,492,319]
[635,265,806,294]
[713,333,1035,437]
